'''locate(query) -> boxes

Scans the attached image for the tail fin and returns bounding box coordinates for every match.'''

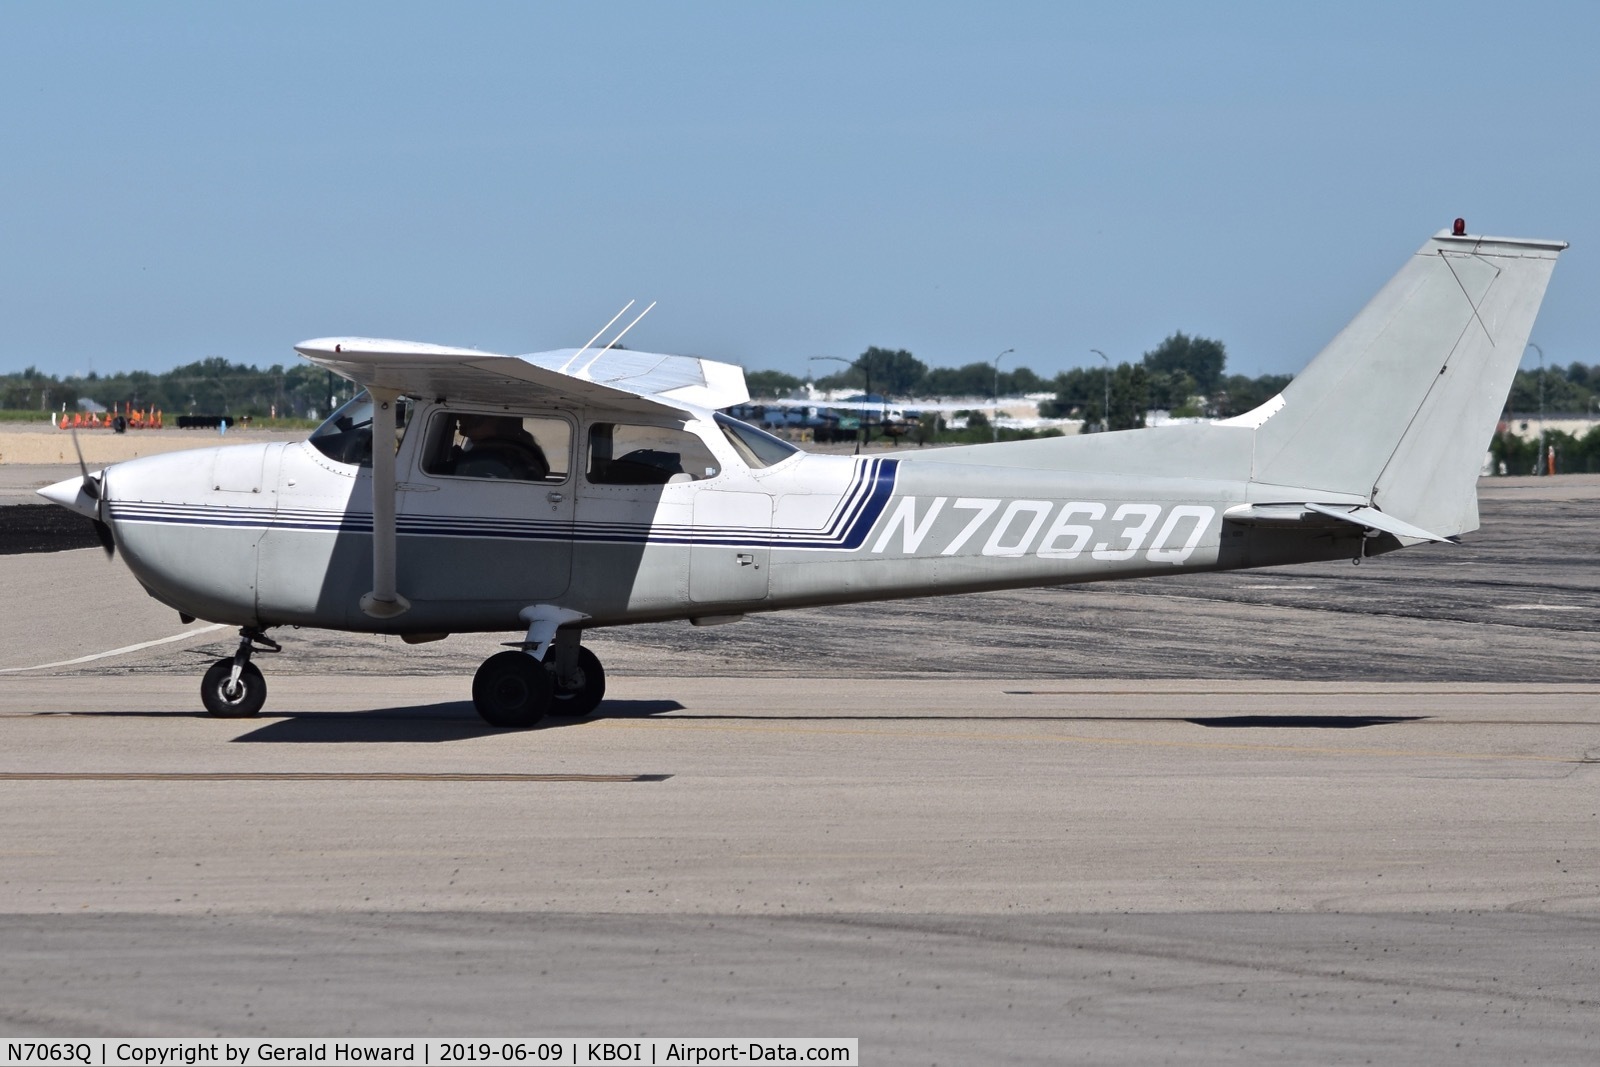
[1247,228,1565,536]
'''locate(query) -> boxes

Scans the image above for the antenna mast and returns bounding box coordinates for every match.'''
[561,302,634,374]
[578,301,657,376]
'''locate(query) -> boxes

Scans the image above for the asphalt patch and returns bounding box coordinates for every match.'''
[1186,714,1426,729]
[0,504,103,554]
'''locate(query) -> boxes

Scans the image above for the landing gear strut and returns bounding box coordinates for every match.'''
[471,608,606,728]
[201,627,280,717]
[546,638,606,718]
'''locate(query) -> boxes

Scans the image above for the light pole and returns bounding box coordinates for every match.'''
[1091,349,1110,432]
[863,351,875,452]
[809,355,857,453]
[1527,342,1545,475]
[991,348,1014,443]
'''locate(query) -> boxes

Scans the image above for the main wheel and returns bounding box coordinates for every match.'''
[547,646,606,717]
[201,658,267,717]
[472,650,552,728]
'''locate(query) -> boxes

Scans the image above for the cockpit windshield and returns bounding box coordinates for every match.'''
[714,412,799,469]
[308,391,411,467]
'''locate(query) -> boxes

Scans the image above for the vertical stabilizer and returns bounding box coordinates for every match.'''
[1249,229,1564,536]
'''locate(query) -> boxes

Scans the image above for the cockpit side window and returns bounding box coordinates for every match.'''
[587,423,720,485]
[308,392,411,468]
[420,411,571,483]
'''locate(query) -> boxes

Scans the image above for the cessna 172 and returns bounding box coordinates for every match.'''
[40,225,1565,727]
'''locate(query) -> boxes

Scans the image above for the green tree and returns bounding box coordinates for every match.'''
[1145,369,1199,413]
[1108,363,1148,430]
[745,369,800,398]
[1507,367,1591,414]
[916,362,1046,397]
[1039,366,1103,422]
[1213,373,1292,418]
[857,346,926,397]
[1142,332,1227,394]
[1039,362,1148,429]
[1005,366,1046,394]
[922,362,993,396]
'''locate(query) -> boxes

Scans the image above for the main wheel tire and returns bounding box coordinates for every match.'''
[472,650,552,728]
[547,646,606,717]
[201,658,267,717]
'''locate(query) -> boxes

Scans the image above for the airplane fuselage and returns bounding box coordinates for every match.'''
[98,401,1373,636]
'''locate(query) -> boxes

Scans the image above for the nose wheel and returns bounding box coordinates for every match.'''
[201,659,266,717]
[201,628,280,717]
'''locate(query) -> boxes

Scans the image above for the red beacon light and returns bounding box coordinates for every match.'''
[1452,218,1467,236]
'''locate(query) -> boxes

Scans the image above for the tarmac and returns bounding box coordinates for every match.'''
[1,456,1598,1061]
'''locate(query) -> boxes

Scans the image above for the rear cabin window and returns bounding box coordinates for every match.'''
[587,423,720,485]
[422,412,571,483]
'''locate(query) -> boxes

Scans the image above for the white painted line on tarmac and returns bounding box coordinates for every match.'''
[0,624,228,674]
[1501,604,1585,611]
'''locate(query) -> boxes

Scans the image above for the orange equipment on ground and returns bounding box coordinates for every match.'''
[61,402,166,430]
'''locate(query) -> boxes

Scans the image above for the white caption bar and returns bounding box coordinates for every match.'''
[0,1040,858,1067]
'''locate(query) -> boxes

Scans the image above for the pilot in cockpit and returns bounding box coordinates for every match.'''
[444,413,550,481]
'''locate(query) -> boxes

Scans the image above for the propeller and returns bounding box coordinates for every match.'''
[69,428,116,559]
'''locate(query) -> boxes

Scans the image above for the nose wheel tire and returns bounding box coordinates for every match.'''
[201,659,267,718]
[472,651,553,728]
[548,646,606,717]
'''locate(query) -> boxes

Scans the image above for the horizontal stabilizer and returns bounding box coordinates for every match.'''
[1224,502,1453,544]
[1303,503,1455,544]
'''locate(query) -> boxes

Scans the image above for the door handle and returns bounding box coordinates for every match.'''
[547,491,565,504]
[737,552,757,567]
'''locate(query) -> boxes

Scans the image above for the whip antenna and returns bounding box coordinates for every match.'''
[580,301,656,376]
[561,301,634,374]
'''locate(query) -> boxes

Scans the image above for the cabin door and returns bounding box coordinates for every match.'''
[398,407,576,601]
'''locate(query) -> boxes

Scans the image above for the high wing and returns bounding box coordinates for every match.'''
[293,336,751,621]
[294,338,750,416]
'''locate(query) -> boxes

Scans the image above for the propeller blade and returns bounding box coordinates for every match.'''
[91,518,116,558]
[70,428,99,500]
[68,427,113,556]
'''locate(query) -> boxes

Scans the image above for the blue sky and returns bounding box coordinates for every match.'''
[1,2,1594,381]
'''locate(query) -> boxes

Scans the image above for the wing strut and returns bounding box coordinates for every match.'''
[360,387,411,619]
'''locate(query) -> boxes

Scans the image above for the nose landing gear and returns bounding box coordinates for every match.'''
[201,628,281,718]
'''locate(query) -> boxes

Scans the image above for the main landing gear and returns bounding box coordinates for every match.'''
[471,608,606,728]
[201,627,281,718]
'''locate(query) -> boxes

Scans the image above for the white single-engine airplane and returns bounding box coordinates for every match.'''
[41,224,1565,727]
